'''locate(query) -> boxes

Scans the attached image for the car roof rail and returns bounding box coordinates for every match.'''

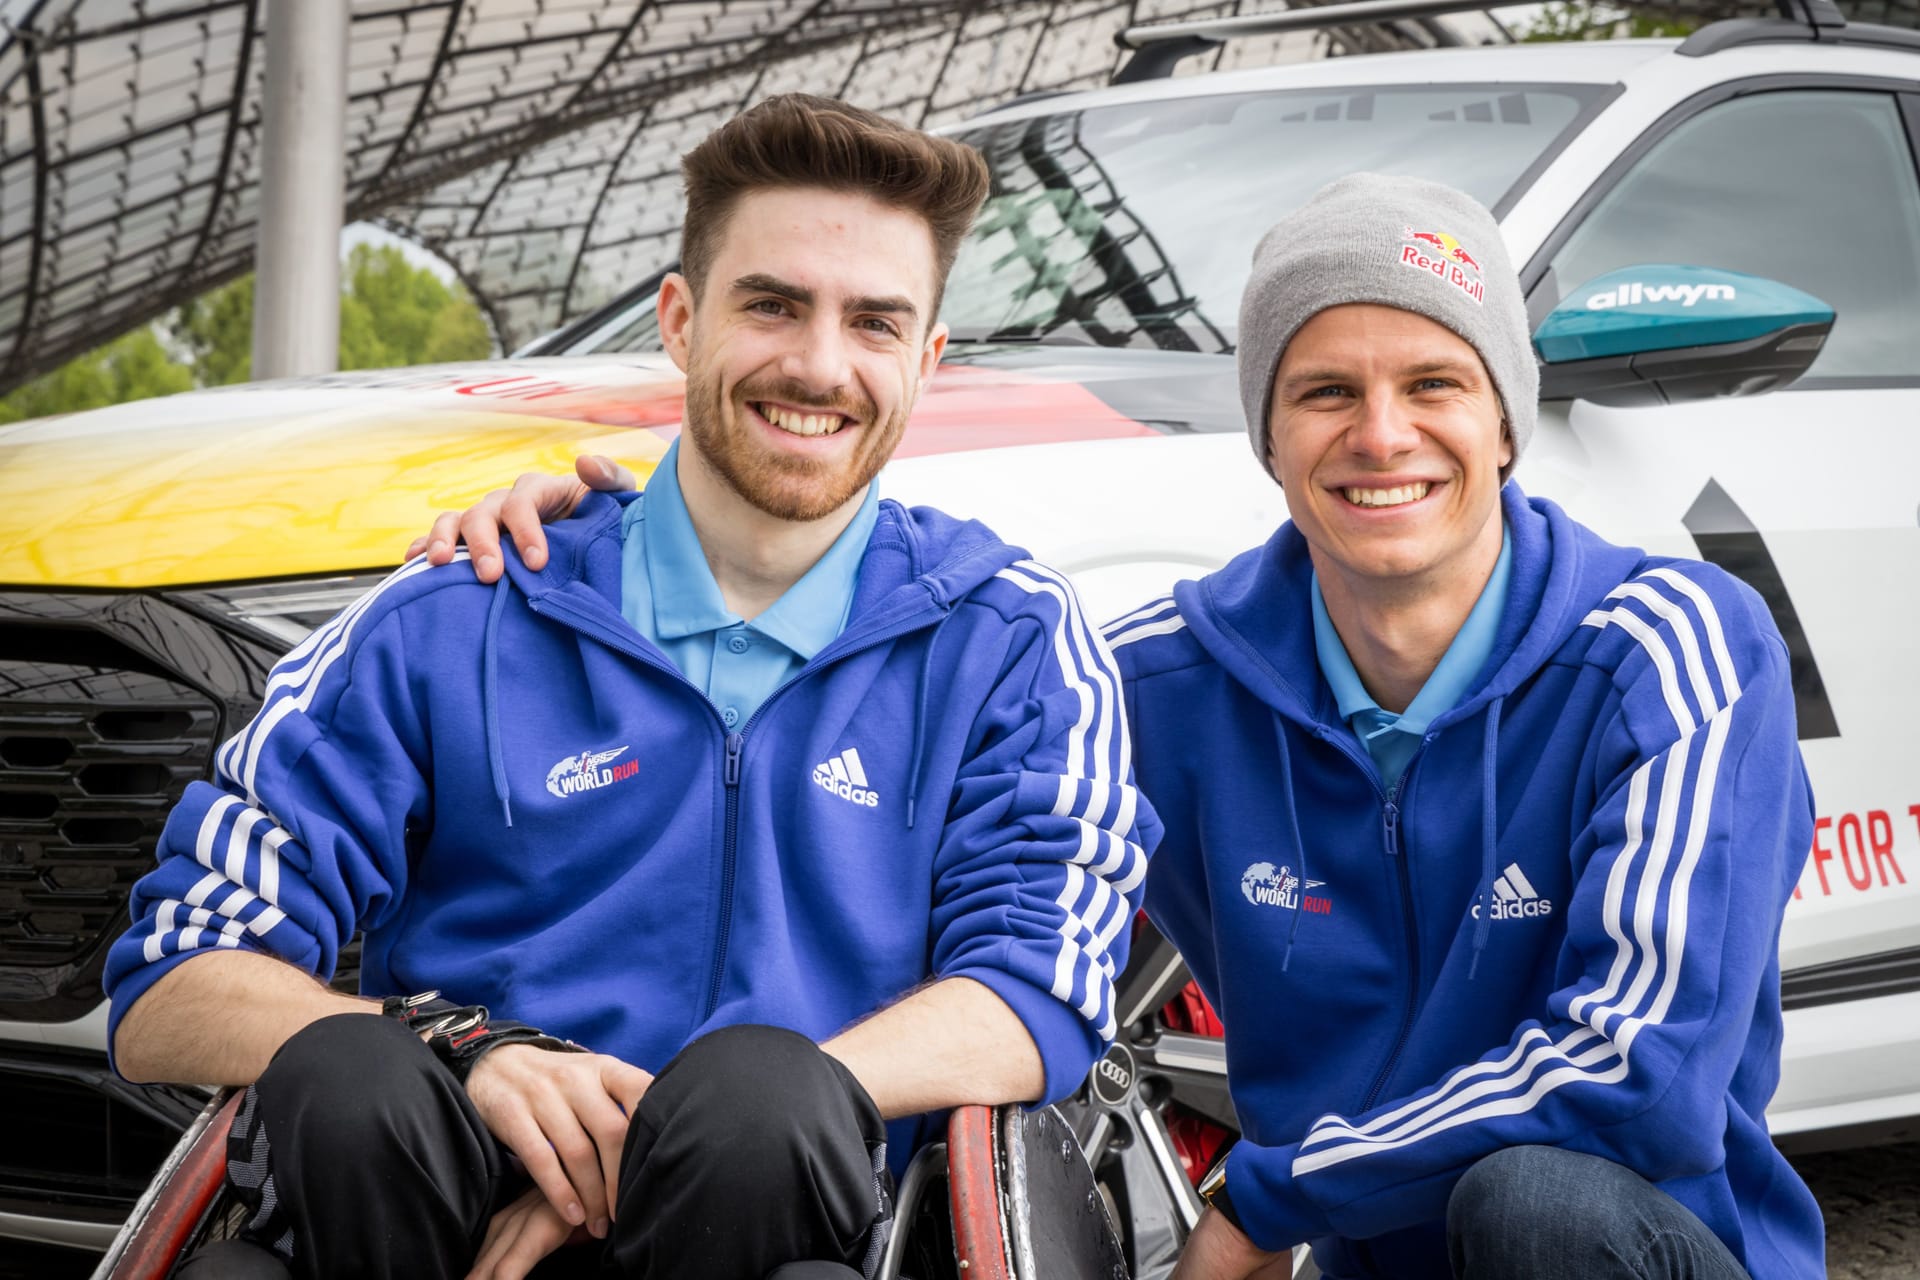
[1111,0,1510,83]
[1679,0,1920,56]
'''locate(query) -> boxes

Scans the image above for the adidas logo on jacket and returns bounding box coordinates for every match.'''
[813,748,878,807]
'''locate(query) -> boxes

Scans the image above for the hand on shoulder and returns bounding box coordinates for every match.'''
[404,454,635,583]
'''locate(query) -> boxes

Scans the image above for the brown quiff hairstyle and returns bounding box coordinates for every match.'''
[679,93,991,322]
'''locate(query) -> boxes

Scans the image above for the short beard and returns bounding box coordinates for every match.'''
[681,365,904,523]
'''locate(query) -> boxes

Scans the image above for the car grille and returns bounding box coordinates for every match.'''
[0,624,220,1022]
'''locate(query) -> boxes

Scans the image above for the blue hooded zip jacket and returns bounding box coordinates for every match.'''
[1108,485,1822,1280]
[106,493,1159,1159]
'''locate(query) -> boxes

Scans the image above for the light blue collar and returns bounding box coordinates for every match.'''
[1311,522,1513,737]
[625,438,879,659]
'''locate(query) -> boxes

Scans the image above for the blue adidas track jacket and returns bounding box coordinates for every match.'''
[106,493,1158,1157]
[1108,485,1822,1280]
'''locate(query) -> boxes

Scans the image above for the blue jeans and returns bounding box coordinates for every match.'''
[1447,1146,1753,1279]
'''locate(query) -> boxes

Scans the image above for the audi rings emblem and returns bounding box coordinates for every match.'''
[1091,1042,1136,1107]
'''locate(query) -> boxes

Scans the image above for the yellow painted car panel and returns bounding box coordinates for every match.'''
[0,362,680,589]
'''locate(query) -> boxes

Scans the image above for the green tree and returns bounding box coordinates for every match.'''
[3,241,495,424]
[1521,0,1698,40]
[0,327,194,426]
[174,272,254,387]
[338,243,492,371]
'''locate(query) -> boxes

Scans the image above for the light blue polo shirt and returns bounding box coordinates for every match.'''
[619,439,879,730]
[1311,524,1512,796]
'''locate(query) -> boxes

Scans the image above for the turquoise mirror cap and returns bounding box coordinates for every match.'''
[1532,265,1833,363]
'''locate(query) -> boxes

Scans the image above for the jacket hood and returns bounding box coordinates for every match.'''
[1175,484,1645,730]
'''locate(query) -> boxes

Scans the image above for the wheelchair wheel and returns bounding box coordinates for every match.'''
[91,1088,241,1280]
[1057,917,1319,1280]
[870,1104,1127,1280]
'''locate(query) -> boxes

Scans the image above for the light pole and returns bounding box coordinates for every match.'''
[251,0,349,379]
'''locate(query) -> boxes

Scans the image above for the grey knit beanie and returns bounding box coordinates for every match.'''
[1237,173,1537,481]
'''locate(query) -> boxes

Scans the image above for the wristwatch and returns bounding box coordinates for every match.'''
[1197,1154,1246,1234]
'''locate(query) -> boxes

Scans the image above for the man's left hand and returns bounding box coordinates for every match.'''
[466,1185,590,1280]
[1171,1206,1293,1280]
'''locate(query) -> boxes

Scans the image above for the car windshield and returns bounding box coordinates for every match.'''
[560,81,1605,357]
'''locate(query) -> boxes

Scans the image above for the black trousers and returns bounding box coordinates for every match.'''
[178,1015,889,1280]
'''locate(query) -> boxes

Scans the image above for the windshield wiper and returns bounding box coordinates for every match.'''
[947,329,1098,347]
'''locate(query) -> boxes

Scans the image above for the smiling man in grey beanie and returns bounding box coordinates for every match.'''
[1114,173,1821,1280]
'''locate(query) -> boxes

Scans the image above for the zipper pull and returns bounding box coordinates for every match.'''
[724,732,744,786]
[1383,800,1401,857]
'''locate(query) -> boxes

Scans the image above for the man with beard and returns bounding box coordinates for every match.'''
[105,95,1155,1280]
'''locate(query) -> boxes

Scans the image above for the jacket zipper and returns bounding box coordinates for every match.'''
[527,589,948,1022]
[1313,725,1426,1116]
[710,731,745,1018]
[1362,795,1421,1113]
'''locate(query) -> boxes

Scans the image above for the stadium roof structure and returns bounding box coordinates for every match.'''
[0,0,1530,391]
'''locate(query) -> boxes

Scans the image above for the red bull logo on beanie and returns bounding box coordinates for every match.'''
[1400,227,1486,305]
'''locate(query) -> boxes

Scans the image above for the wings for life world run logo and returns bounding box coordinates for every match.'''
[545,745,640,798]
[1399,227,1486,305]
[1241,861,1332,915]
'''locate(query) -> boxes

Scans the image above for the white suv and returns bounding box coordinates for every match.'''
[3,3,1916,1271]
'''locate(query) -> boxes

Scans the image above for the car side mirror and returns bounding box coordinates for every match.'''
[1532,266,1833,407]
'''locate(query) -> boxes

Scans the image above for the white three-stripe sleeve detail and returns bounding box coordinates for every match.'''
[206,881,286,938]
[1296,1054,1634,1175]
[1622,710,1734,1047]
[1053,775,1078,819]
[1301,1029,1621,1153]
[1566,764,1652,1025]
[1643,567,1740,699]
[1049,860,1123,1027]
[1104,595,1177,633]
[1297,571,1743,1168]
[1304,1026,1609,1146]
[259,828,288,908]
[238,554,460,801]
[1049,871,1084,1004]
[219,558,412,780]
[1105,613,1189,649]
[1022,560,1131,781]
[223,808,263,883]
[1580,607,1694,733]
[1002,562,1127,783]
[997,566,1097,781]
[142,903,177,963]
[990,562,1142,1044]
[183,869,226,908]
[1605,583,1716,721]
[193,794,242,871]
[1603,734,1691,1042]
[1112,784,1138,842]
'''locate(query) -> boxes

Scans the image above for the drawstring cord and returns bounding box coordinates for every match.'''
[483,576,514,828]
[1468,695,1505,979]
[904,613,949,829]
[1271,714,1310,972]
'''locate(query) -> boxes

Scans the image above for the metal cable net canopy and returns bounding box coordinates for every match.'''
[0,0,1514,390]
